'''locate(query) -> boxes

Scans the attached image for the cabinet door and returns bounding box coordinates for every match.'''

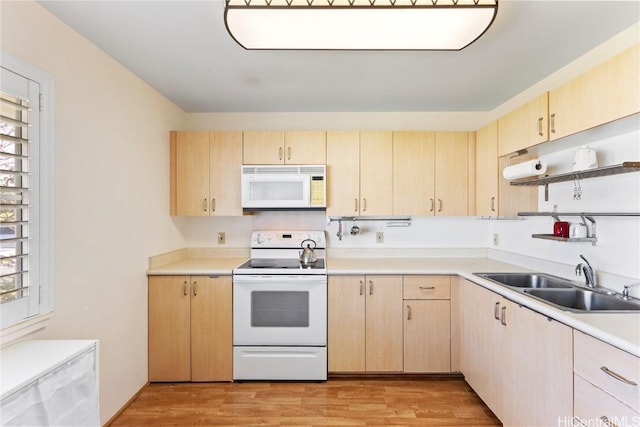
[284,131,326,164]
[549,44,640,140]
[497,155,538,217]
[148,276,191,381]
[173,131,210,216]
[392,131,435,215]
[434,132,469,216]
[459,280,503,416]
[500,300,573,426]
[360,131,393,216]
[404,300,451,373]
[210,131,243,216]
[326,131,360,216]
[475,121,498,217]
[243,130,285,164]
[190,276,233,382]
[328,276,366,372]
[498,93,549,156]
[365,275,403,372]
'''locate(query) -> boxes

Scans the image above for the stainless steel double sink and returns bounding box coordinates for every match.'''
[474,272,640,313]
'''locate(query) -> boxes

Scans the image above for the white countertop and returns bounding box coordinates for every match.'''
[147,253,640,357]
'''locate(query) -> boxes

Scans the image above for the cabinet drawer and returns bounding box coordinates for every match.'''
[403,276,450,300]
[574,330,640,412]
[574,374,639,427]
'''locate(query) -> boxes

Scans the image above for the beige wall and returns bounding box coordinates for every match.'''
[1,1,186,423]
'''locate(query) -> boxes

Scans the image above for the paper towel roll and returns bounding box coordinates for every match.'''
[502,159,547,180]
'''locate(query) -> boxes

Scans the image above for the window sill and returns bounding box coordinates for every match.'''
[1,311,53,349]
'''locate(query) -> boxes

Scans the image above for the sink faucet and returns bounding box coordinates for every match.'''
[622,282,640,300]
[575,254,596,288]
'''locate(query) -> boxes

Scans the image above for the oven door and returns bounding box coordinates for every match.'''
[233,275,327,346]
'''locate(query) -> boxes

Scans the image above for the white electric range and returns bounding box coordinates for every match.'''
[232,230,327,381]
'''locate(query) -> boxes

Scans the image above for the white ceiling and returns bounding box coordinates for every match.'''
[39,0,639,113]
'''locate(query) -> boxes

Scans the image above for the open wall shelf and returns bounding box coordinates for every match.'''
[510,162,640,186]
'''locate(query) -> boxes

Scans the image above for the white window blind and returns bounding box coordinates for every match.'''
[1,68,41,327]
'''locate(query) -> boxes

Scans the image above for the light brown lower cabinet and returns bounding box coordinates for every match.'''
[329,275,452,374]
[328,275,403,373]
[573,330,640,426]
[459,278,573,426]
[403,276,451,373]
[148,275,232,382]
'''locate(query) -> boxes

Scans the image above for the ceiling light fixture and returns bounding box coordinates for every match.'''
[224,0,498,51]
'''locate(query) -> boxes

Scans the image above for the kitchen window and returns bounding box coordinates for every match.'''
[1,54,54,335]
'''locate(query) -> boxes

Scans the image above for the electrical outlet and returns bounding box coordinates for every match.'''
[492,233,499,246]
[376,231,384,244]
[218,232,226,245]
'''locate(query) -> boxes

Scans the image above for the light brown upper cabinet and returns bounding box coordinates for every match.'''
[476,122,536,217]
[326,131,393,216]
[392,131,435,216]
[435,132,472,216]
[548,44,640,140]
[497,44,640,156]
[475,121,499,216]
[393,131,472,216]
[243,130,326,164]
[359,131,393,216]
[170,131,242,216]
[497,93,549,157]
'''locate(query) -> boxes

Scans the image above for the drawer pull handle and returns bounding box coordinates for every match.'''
[419,286,435,291]
[494,302,500,320]
[600,366,638,386]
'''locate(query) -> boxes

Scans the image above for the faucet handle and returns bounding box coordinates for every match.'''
[622,282,640,300]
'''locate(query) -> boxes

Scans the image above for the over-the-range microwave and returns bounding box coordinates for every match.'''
[241,165,326,209]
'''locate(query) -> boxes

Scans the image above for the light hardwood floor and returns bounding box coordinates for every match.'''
[109,378,501,426]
